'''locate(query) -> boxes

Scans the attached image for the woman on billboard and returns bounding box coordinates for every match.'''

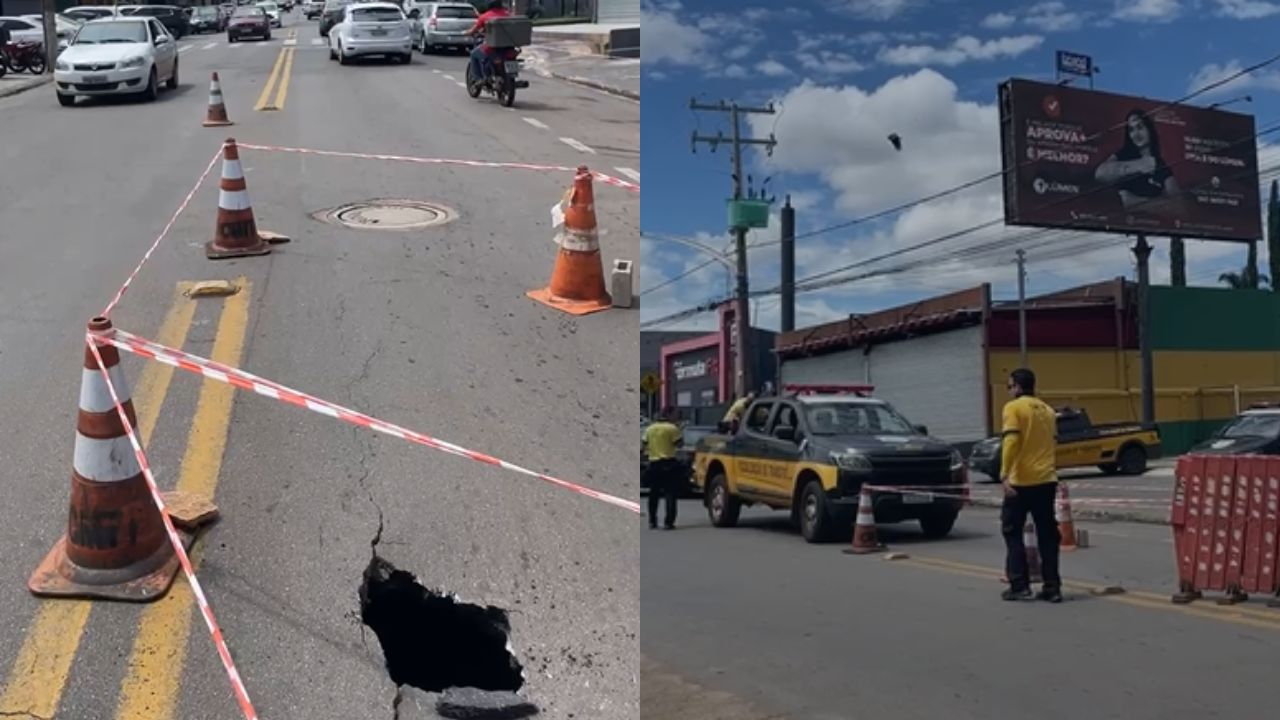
[1094,110,1186,216]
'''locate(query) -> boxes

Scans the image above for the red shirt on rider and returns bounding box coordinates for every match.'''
[468,2,511,56]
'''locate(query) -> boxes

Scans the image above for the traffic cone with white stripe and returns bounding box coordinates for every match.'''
[206,138,289,260]
[843,485,885,555]
[527,166,612,315]
[1025,518,1043,583]
[27,317,184,602]
[202,71,234,127]
[1057,483,1078,552]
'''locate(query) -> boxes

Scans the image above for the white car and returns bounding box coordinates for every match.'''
[328,2,412,65]
[256,2,282,26]
[0,16,45,47]
[53,17,179,107]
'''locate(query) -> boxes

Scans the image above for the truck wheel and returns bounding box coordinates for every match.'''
[799,480,834,543]
[919,511,958,539]
[706,473,740,528]
[1118,445,1147,475]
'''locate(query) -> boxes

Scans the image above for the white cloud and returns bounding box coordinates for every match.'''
[797,50,866,75]
[981,11,1016,29]
[1188,59,1280,97]
[1024,2,1086,31]
[1213,0,1280,18]
[641,9,711,65]
[1113,0,1181,22]
[839,0,915,20]
[756,59,793,77]
[724,64,749,79]
[877,34,1043,67]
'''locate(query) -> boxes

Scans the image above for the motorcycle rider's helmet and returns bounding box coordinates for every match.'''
[485,0,505,10]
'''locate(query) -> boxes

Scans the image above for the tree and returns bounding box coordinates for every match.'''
[1246,240,1262,289]
[1220,268,1271,289]
[1269,180,1280,293]
[1170,237,1186,286]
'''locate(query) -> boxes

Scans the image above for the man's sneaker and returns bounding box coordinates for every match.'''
[649,522,658,529]
[1002,588,1033,602]
[1037,588,1063,603]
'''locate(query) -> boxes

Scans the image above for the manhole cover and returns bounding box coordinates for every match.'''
[316,200,457,231]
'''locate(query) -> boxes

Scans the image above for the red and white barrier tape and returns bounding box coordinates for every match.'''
[87,338,257,720]
[235,142,641,194]
[101,146,224,318]
[92,327,641,514]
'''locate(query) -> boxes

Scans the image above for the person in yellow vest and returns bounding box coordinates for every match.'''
[643,407,684,530]
[721,392,755,433]
[1000,368,1062,603]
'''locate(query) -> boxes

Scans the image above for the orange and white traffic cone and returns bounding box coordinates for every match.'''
[843,485,885,555]
[1025,518,1043,584]
[206,139,289,260]
[1057,483,1078,552]
[527,166,612,315]
[27,317,184,602]
[202,72,234,127]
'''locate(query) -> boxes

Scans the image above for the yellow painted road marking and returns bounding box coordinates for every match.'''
[902,554,1280,631]
[0,284,199,719]
[115,279,251,720]
[254,45,295,111]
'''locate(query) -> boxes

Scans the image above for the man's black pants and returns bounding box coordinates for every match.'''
[1001,482,1061,591]
[646,459,681,528]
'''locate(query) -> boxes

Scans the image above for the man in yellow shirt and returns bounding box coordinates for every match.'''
[643,407,684,530]
[721,392,755,433]
[999,368,1062,603]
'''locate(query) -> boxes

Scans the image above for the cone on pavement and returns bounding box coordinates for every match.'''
[1025,518,1043,584]
[843,485,884,555]
[27,317,185,602]
[206,138,289,260]
[527,166,612,315]
[1057,483,1078,551]
[202,72,234,127]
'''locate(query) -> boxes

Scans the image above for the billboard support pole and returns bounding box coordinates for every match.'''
[1133,235,1155,427]
[1016,249,1028,368]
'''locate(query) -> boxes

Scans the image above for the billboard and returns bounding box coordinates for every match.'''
[1055,50,1092,78]
[998,78,1262,242]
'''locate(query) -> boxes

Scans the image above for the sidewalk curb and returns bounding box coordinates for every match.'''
[968,496,1170,526]
[0,74,52,100]
[544,69,638,101]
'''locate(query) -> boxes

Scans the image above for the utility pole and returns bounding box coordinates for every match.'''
[1133,235,1155,426]
[690,98,777,398]
[1016,249,1028,368]
[780,195,796,333]
[41,0,59,75]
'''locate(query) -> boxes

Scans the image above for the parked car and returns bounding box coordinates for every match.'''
[53,17,179,106]
[692,386,969,543]
[189,6,225,33]
[227,6,271,41]
[968,406,1162,479]
[318,0,354,37]
[411,1,477,54]
[303,0,324,19]
[0,16,45,47]
[328,1,412,64]
[119,5,190,38]
[255,1,282,27]
[64,6,119,23]
[19,13,85,41]
[640,424,715,498]
[1188,404,1280,456]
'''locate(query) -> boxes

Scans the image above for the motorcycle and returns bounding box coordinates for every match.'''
[2,40,46,75]
[464,39,529,108]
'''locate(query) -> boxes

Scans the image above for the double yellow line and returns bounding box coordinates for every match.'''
[0,280,251,719]
[255,29,297,111]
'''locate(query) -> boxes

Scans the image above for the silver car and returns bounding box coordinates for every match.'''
[411,2,477,54]
[328,1,412,64]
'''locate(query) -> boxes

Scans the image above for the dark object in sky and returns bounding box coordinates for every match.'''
[887,133,902,151]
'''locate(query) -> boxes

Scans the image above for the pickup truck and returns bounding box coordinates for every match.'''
[692,388,968,543]
[968,406,1161,479]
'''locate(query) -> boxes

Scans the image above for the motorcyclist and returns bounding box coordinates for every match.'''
[465,0,511,86]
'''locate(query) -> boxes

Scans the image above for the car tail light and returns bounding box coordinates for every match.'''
[428,17,437,27]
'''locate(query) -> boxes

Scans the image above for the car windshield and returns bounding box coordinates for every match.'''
[194,7,218,16]
[257,2,278,9]
[234,7,266,17]
[1218,414,1280,439]
[803,402,917,436]
[73,21,147,44]
[437,6,477,17]
[351,6,403,21]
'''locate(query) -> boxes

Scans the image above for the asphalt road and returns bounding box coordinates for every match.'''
[0,11,638,720]
[642,500,1280,720]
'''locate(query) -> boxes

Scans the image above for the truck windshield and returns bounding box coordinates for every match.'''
[803,402,916,436]
[1219,414,1280,439]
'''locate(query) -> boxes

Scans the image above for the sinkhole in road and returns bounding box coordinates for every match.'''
[360,556,524,693]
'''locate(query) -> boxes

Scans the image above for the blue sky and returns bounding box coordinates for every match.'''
[640,0,1280,331]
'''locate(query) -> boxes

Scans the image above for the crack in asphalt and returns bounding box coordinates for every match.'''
[0,709,54,720]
